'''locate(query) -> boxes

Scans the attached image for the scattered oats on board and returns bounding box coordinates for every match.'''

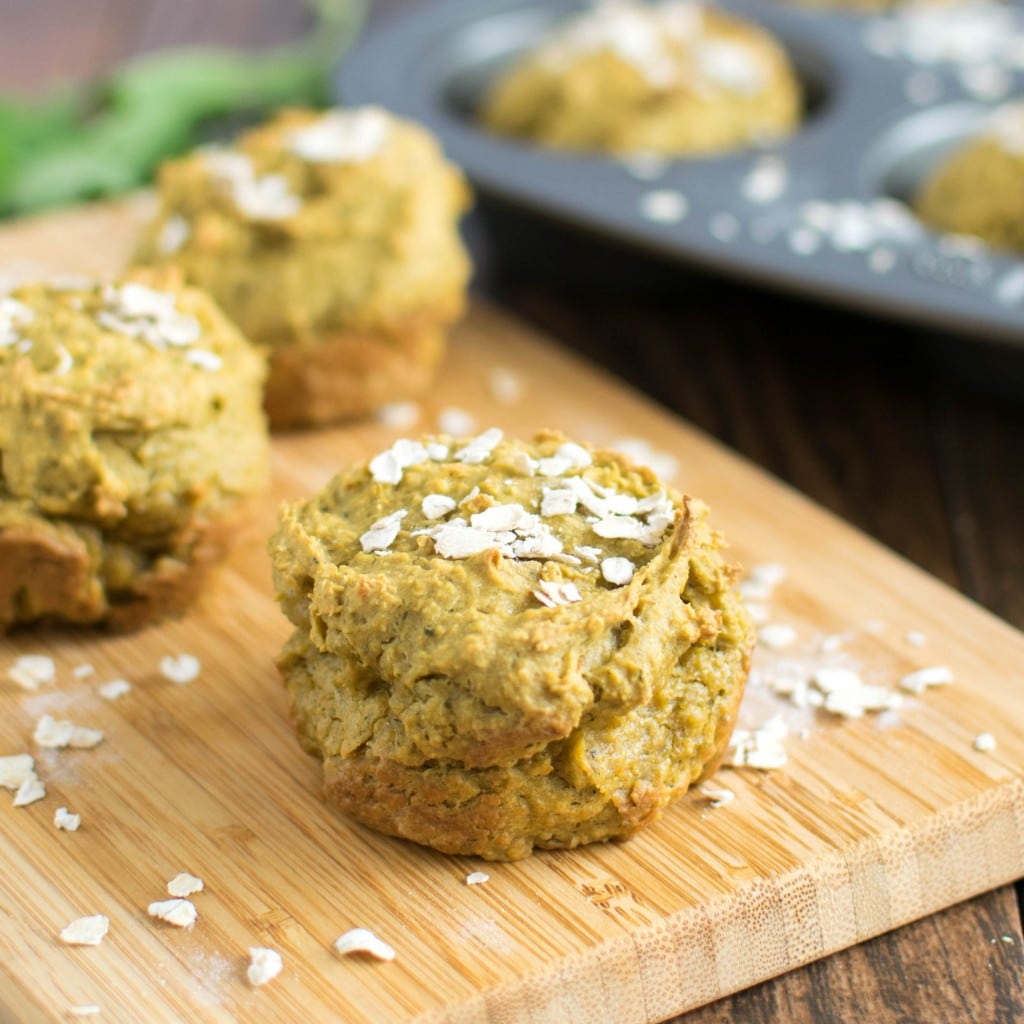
[7,654,56,691]
[60,915,109,946]
[69,1006,101,1018]
[974,732,997,753]
[904,630,927,648]
[738,562,786,602]
[436,406,477,436]
[334,928,396,961]
[697,781,736,808]
[13,773,46,807]
[147,898,198,928]
[159,654,200,685]
[899,665,953,694]
[247,947,283,987]
[98,679,132,701]
[167,873,204,898]
[374,400,420,430]
[725,716,789,770]
[3,755,46,807]
[72,664,95,680]
[488,366,522,404]
[54,807,81,831]
[818,633,844,654]
[465,872,490,886]
[812,668,901,719]
[0,753,35,790]
[33,715,103,750]
[757,623,798,650]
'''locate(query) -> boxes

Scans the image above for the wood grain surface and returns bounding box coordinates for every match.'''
[3,2,1024,1022]
[1,200,1024,1023]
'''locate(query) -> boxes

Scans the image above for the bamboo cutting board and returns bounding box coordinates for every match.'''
[2,198,1024,1024]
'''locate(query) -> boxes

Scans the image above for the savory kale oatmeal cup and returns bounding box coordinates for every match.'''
[915,102,1024,255]
[0,266,269,631]
[135,105,473,429]
[479,0,801,157]
[270,429,754,860]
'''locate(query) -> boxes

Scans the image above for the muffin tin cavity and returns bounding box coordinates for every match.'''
[337,0,1024,347]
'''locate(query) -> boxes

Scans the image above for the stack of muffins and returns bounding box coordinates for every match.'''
[135,106,472,428]
[269,430,754,860]
[0,267,268,630]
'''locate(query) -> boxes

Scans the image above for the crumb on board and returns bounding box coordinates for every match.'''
[488,367,522,404]
[55,807,81,832]
[167,873,204,898]
[899,665,954,694]
[60,915,109,946]
[0,753,35,790]
[334,928,396,961]
[246,947,283,987]
[374,400,421,430]
[98,679,132,701]
[465,872,490,886]
[697,781,736,808]
[158,654,201,685]
[14,773,46,807]
[973,732,997,753]
[33,715,104,750]
[436,406,477,436]
[738,562,786,602]
[147,898,198,928]
[817,633,844,653]
[757,622,797,650]
[724,717,789,770]
[7,654,56,691]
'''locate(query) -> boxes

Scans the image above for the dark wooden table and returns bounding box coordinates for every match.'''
[3,2,1024,1021]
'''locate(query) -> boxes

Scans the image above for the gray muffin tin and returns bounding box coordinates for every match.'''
[335,0,1024,348]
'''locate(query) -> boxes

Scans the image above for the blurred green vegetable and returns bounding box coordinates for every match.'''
[0,0,366,217]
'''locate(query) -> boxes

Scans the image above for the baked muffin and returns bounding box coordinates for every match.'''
[915,102,1024,253]
[0,267,269,631]
[134,106,473,429]
[479,0,800,157]
[269,429,754,860]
